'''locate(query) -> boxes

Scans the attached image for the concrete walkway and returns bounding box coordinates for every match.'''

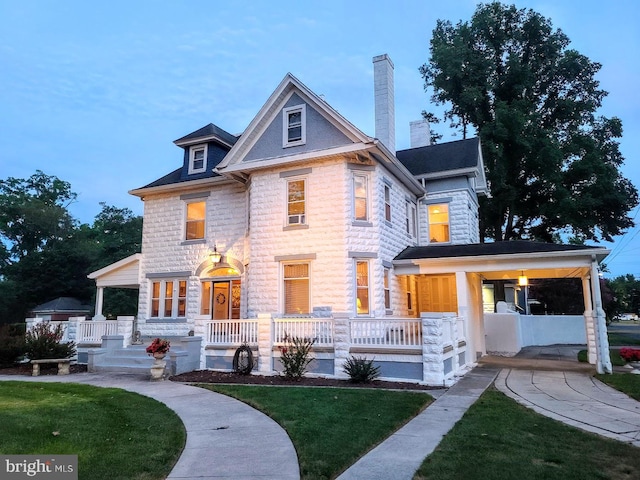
[496,369,640,446]
[0,373,300,480]
[336,366,499,480]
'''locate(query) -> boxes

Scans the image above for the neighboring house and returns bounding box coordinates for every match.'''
[85,54,612,383]
[28,297,92,321]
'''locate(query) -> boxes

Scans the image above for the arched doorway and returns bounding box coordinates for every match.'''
[200,265,242,320]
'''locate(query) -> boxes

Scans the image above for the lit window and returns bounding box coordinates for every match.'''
[283,105,306,147]
[384,185,391,222]
[150,279,187,318]
[353,174,369,222]
[428,204,450,243]
[287,178,306,225]
[185,201,206,240]
[188,145,207,174]
[356,260,370,315]
[384,268,391,310]
[283,263,310,314]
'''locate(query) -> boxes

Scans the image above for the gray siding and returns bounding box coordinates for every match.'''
[244,93,352,162]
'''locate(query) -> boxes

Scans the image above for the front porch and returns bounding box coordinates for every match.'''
[26,313,470,386]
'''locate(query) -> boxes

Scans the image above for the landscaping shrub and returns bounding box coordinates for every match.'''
[278,335,315,379]
[343,355,381,383]
[0,324,26,367]
[619,347,640,362]
[24,322,76,360]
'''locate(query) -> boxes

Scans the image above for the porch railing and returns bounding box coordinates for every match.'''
[273,318,334,346]
[350,318,422,348]
[442,315,465,347]
[77,321,118,343]
[205,320,259,345]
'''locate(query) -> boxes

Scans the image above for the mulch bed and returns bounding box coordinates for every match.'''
[0,364,439,391]
[170,370,439,391]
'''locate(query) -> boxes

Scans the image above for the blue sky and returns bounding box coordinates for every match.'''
[0,1,638,277]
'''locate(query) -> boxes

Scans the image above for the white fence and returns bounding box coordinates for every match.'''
[273,318,334,346]
[205,320,259,345]
[77,321,119,343]
[350,319,422,348]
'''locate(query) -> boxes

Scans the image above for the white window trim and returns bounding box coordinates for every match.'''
[384,185,392,223]
[428,202,451,244]
[355,259,371,316]
[150,279,188,319]
[188,144,208,174]
[283,104,306,148]
[285,177,307,227]
[383,267,391,312]
[352,172,370,223]
[406,201,417,239]
[281,261,312,316]
[184,200,206,242]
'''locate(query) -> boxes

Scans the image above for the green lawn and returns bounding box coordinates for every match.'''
[578,348,626,366]
[597,372,640,401]
[0,381,185,480]
[413,387,640,480]
[203,384,432,479]
[608,331,640,346]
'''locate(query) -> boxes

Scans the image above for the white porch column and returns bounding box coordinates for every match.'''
[257,313,272,374]
[333,313,351,379]
[582,275,597,364]
[591,259,612,374]
[94,286,106,320]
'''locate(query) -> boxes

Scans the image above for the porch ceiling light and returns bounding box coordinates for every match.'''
[209,245,222,265]
[518,271,528,286]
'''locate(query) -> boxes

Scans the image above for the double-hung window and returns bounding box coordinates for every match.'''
[383,268,391,311]
[428,203,450,243]
[384,185,392,222]
[287,178,306,225]
[283,105,306,147]
[151,279,187,318]
[283,263,310,314]
[406,201,417,239]
[353,173,369,222]
[355,260,370,315]
[188,145,207,174]
[185,201,206,240]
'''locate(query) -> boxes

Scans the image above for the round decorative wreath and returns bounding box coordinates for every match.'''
[216,292,226,305]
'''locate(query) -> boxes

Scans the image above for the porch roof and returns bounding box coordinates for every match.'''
[87,253,141,289]
[393,241,609,280]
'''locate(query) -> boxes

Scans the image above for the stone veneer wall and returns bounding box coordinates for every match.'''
[420,188,480,246]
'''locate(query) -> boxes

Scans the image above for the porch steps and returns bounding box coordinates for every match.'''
[91,345,184,375]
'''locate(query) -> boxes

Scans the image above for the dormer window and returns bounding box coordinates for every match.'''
[189,144,208,174]
[283,105,306,147]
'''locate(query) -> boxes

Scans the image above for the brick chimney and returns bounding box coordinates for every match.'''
[373,54,395,154]
[410,119,431,148]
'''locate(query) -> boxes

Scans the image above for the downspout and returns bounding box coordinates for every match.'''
[591,256,612,374]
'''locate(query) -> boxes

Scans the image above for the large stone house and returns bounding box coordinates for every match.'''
[83,54,611,384]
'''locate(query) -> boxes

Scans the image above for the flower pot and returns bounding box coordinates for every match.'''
[153,352,166,360]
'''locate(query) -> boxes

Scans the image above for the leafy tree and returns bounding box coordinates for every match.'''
[420,2,638,242]
[0,172,142,324]
[0,171,77,260]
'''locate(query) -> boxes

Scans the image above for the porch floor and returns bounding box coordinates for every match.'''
[478,344,595,373]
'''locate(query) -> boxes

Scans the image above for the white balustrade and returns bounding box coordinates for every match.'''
[77,321,118,343]
[206,320,259,345]
[350,319,422,347]
[273,318,334,346]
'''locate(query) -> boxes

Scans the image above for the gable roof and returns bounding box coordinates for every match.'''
[396,137,488,195]
[215,73,374,174]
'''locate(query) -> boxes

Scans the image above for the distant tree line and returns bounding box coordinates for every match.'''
[0,171,142,324]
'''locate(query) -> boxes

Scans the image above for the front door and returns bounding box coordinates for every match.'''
[212,282,231,320]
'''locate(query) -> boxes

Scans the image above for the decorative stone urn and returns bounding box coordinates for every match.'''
[150,353,166,380]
